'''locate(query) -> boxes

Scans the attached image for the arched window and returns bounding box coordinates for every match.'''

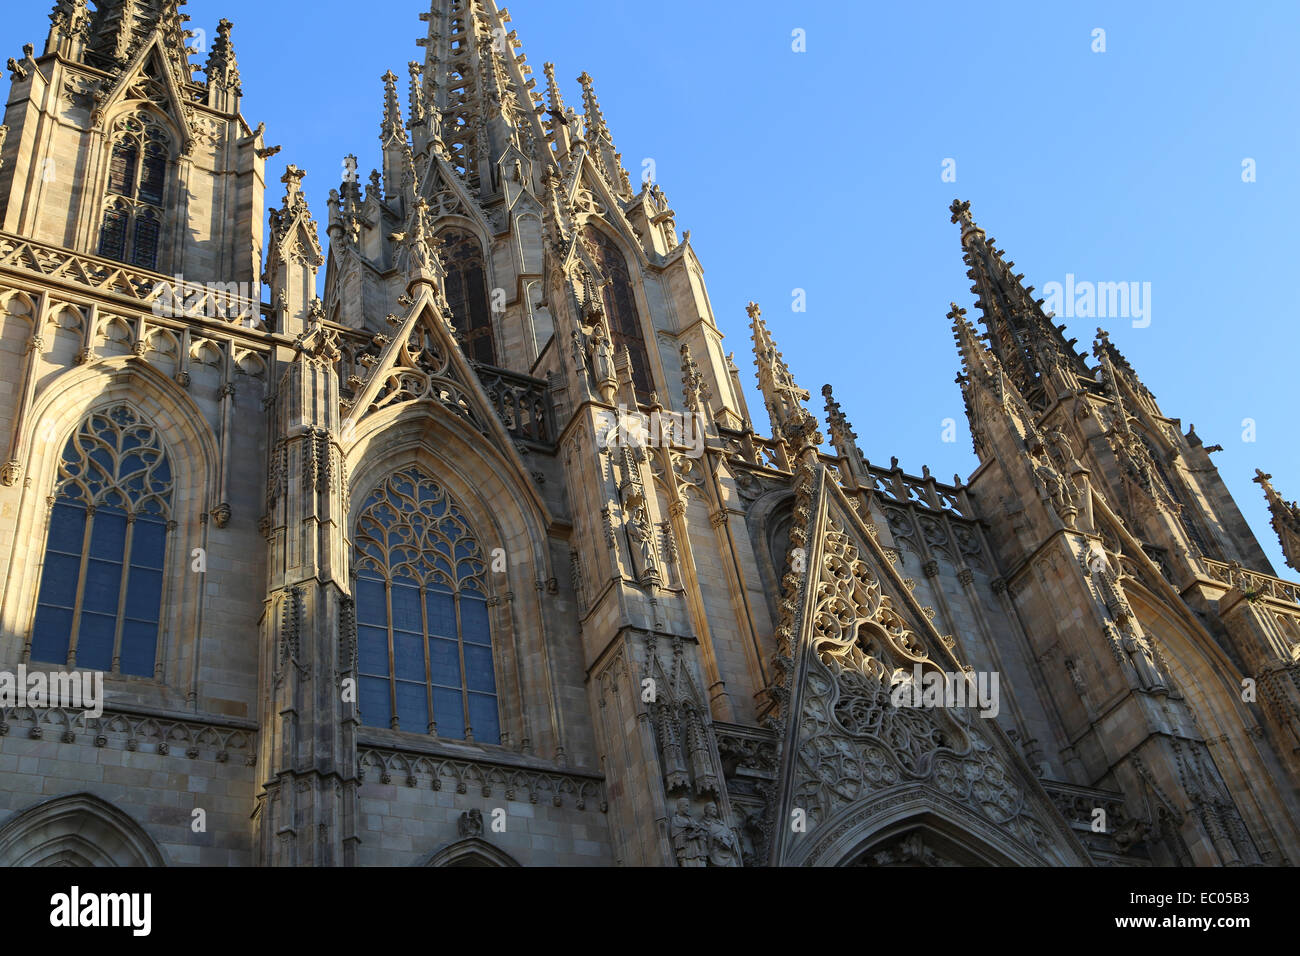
[352,468,499,743]
[98,111,171,271]
[29,406,173,677]
[582,225,652,399]
[437,228,496,366]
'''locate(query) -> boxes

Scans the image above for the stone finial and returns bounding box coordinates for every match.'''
[680,343,711,415]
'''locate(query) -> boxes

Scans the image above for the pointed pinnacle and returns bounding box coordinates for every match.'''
[822,383,857,445]
[381,69,404,141]
[577,70,609,139]
[950,198,984,245]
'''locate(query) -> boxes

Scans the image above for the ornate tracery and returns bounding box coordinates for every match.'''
[29,405,174,677]
[98,110,172,271]
[352,468,499,743]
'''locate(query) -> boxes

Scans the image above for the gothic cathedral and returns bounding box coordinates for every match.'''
[0,0,1296,868]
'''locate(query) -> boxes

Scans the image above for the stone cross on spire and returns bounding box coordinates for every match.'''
[1255,469,1300,573]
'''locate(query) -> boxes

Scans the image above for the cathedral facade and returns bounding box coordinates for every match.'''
[0,0,1297,867]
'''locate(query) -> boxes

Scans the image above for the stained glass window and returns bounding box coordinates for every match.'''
[30,406,173,677]
[352,468,499,743]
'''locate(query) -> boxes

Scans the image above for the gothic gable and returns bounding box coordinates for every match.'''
[341,284,545,518]
[765,467,1087,866]
[93,34,195,153]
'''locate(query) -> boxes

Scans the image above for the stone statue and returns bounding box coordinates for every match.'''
[703,803,740,867]
[671,798,707,867]
[589,323,617,403]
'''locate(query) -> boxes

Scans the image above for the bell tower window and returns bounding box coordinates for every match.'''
[98,112,171,271]
[437,228,497,366]
[582,225,652,400]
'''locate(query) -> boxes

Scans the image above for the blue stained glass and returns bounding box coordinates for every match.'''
[125,567,162,621]
[355,577,387,625]
[432,686,465,740]
[395,680,430,732]
[37,552,81,608]
[357,625,389,676]
[393,630,425,682]
[430,637,460,686]
[464,643,496,694]
[130,520,167,569]
[119,619,157,677]
[82,559,123,615]
[29,606,73,665]
[88,510,126,560]
[47,503,86,552]
[468,693,500,745]
[460,598,490,645]
[425,589,456,638]
[353,468,500,746]
[76,612,115,671]
[358,676,391,728]
[390,581,422,632]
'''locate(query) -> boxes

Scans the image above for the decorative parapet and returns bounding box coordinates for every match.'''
[1204,559,1300,606]
[0,705,257,764]
[476,364,556,446]
[1042,780,1150,865]
[0,231,268,331]
[357,745,605,812]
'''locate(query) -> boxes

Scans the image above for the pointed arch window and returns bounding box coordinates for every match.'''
[582,224,652,399]
[352,468,499,743]
[98,111,171,271]
[438,228,497,366]
[29,406,173,678]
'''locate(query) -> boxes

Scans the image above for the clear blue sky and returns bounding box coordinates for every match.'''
[7,1,1299,573]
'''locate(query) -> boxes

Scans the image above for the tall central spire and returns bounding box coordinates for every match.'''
[950,199,1092,407]
[82,0,192,74]
[414,0,545,194]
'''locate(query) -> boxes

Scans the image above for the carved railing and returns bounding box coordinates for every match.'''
[1041,780,1149,862]
[0,230,266,331]
[474,363,556,447]
[720,426,972,520]
[1204,559,1300,606]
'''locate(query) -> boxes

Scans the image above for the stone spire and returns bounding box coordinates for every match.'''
[543,62,572,158]
[415,0,545,195]
[822,383,867,486]
[44,0,90,58]
[83,0,193,79]
[266,166,325,338]
[1094,327,1163,419]
[380,70,408,206]
[951,301,1034,460]
[407,61,429,152]
[1255,470,1300,573]
[204,18,241,112]
[577,71,632,199]
[950,199,1091,407]
[749,302,819,453]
